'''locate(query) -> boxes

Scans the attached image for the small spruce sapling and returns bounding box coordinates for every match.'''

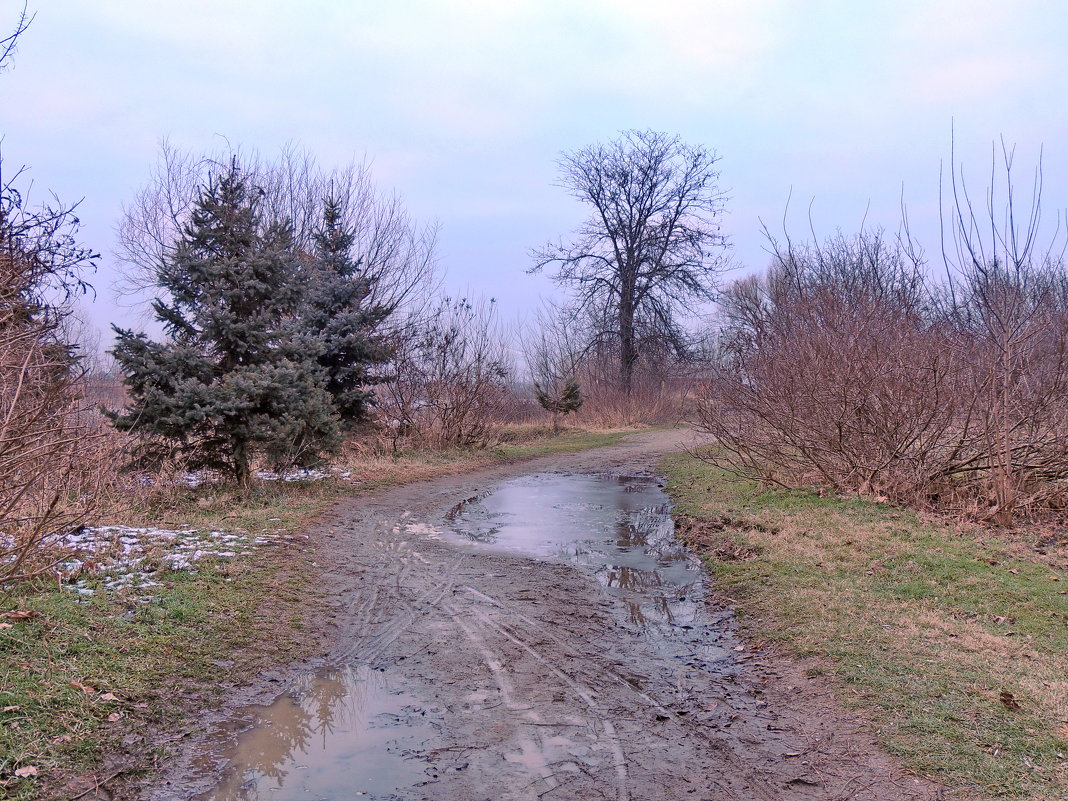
[534,378,583,432]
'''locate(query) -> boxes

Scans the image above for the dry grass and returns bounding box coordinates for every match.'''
[663,452,1068,800]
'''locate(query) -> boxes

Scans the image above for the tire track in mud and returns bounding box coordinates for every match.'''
[453,585,784,801]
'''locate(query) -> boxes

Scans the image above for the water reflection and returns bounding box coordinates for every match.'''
[197,665,437,801]
[442,473,706,636]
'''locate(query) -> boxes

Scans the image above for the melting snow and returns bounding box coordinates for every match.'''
[46,525,285,601]
[177,467,355,488]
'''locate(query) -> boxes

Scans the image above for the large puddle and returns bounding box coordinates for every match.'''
[444,472,714,637]
[192,472,728,800]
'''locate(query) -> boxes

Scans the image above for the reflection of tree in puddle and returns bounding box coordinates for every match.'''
[604,565,664,592]
[600,566,672,627]
[203,665,384,800]
[614,517,647,547]
[597,564,702,629]
[624,505,678,551]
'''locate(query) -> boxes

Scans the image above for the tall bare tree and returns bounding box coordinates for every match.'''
[115,141,438,318]
[0,4,31,74]
[532,130,728,394]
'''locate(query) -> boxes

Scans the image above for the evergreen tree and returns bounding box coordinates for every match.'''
[535,378,583,431]
[108,163,341,485]
[302,196,392,426]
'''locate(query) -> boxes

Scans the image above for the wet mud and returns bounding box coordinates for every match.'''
[143,430,942,801]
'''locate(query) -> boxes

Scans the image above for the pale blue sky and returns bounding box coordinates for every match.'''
[3,1,1067,337]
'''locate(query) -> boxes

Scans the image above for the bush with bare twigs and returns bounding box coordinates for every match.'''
[0,165,102,583]
[377,297,512,450]
[521,301,692,428]
[698,145,1068,524]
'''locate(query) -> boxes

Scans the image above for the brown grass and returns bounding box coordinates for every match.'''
[664,452,1068,799]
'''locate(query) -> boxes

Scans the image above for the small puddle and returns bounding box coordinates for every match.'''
[194,665,439,801]
[442,473,728,651]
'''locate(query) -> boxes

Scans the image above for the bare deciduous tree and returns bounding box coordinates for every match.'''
[532,129,728,394]
[115,140,438,318]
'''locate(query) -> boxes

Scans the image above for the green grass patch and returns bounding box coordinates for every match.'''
[662,452,1068,800]
[1,550,307,799]
[495,427,631,459]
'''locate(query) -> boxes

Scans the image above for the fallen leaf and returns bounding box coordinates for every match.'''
[51,734,73,744]
[106,712,122,723]
[0,623,12,630]
[1000,690,1022,711]
[13,765,38,778]
[3,705,20,712]
[99,693,119,702]
[69,681,95,694]
[1008,569,1020,575]
[1,610,40,621]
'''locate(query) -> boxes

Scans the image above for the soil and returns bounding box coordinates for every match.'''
[130,429,944,801]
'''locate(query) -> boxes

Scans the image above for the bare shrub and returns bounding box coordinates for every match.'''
[519,300,692,428]
[571,349,689,427]
[377,297,511,450]
[936,142,1068,523]
[699,230,958,497]
[522,302,585,430]
[699,145,1068,524]
[0,164,102,582]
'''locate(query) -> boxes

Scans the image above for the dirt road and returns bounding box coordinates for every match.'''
[145,429,942,801]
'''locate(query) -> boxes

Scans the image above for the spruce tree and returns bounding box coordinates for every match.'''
[535,378,583,431]
[302,196,392,426]
[109,163,341,485]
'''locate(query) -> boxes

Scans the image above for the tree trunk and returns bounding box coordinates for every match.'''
[234,440,252,489]
[619,294,636,396]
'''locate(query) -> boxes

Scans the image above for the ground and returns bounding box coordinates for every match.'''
[131,429,942,801]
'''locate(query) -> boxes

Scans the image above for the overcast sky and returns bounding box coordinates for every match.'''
[3,0,1067,338]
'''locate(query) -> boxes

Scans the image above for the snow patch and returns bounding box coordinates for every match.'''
[176,467,355,488]
[47,525,285,601]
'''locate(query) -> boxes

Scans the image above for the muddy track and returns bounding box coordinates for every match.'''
[144,430,943,801]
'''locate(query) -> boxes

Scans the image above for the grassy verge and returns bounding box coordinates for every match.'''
[0,425,637,799]
[0,482,338,801]
[661,452,1068,800]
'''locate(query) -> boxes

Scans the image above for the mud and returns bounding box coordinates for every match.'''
[143,430,943,801]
